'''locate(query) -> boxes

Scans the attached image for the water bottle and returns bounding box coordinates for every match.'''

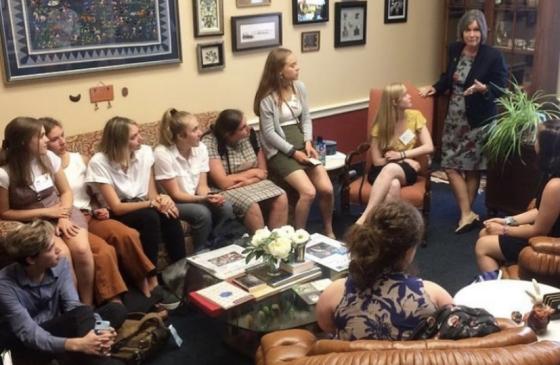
[316,136,326,166]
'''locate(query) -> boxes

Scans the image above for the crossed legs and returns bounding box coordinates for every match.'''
[474,229,505,272]
[243,193,289,233]
[356,163,407,225]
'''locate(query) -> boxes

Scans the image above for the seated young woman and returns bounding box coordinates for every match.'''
[475,119,560,276]
[356,83,434,225]
[85,116,186,308]
[201,109,288,233]
[41,117,158,299]
[316,200,453,340]
[0,117,95,304]
[154,108,234,250]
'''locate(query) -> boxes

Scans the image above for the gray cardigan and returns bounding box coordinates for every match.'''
[258,80,313,159]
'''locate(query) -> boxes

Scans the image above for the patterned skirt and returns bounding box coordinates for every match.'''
[223,180,285,217]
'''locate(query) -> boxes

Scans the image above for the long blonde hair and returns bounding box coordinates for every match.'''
[159,108,195,147]
[98,116,137,165]
[0,117,51,187]
[253,47,293,116]
[374,83,407,152]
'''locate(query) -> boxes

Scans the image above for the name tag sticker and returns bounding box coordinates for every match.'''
[32,173,54,192]
[399,129,415,145]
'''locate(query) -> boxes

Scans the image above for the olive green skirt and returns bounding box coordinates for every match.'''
[267,124,310,178]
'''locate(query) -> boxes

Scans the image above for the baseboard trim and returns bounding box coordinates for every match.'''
[248,98,369,127]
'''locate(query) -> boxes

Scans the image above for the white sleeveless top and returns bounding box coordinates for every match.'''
[64,152,91,211]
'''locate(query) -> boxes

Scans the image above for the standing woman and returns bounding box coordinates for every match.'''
[0,117,95,305]
[42,117,158,299]
[155,108,233,250]
[202,109,288,233]
[86,117,186,271]
[419,9,507,233]
[356,83,434,225]
[254,47,335,237]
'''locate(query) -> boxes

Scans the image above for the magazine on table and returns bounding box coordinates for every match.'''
[292,278,333,305]
[186,244,263,280]
[195,281,254,310]
[305,233,350,272]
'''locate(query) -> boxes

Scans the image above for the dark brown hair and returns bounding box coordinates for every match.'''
[345,200,424,291]
[0,117,51,187]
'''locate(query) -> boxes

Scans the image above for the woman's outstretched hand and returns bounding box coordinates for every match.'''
[418,86,436,97]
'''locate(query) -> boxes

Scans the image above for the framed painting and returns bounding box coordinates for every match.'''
[197,41,225,72]
[231,13,282,52]
[193,0,224,37]
[292,0,329,25]
[0,0,181,82]
[334,1,367,48]
[301,31,320,52]
[384,0,408,24]
[236,0,271,7]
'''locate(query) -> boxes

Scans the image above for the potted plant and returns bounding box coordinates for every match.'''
[483,83,560,215]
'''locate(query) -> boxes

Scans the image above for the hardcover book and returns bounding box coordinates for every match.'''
[248,265,322,288]
[232,273,267,293]
[186,244,263,280]
[194,281,254,310]
[305,233,350,272]
[292,278,333,305]
[280,260,316,274]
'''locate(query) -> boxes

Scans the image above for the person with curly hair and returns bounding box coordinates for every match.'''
[316,200,453,340]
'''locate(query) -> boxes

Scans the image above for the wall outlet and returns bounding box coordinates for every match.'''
[89,85,114,103]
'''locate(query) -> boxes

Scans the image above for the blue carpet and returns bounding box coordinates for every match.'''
[146,181,486,365]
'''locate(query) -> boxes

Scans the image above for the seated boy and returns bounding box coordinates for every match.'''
[0,220,125,365]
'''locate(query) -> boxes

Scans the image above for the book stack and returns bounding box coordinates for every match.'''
[248,264,322,288]
[280,260,316,274]
[232,273,267,293]
[186,244,263,280]
[305,233,350,272]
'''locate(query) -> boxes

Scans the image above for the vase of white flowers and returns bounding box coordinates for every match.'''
[244,225,310,276]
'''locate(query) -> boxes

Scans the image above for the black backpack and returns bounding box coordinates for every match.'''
[411,305,500,340]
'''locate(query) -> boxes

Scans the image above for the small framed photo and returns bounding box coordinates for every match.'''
[334,1,367,48]
[197,41,225,72]
[193,0,224,37]
[301,31,320,52]
[231,13,283,52]
[384,0,408,24]
[292,0,329,25]
[236,0,271,7]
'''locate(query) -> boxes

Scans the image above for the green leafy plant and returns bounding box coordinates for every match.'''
[483,82,560,165]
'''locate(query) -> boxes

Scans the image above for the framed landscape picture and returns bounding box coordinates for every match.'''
[384,0,408,24]
[193,0,224,37]
[0,0,181,82]
[197,41,225,72]
[334,1,367,48]
[231,13,282,52]
[292,0,329,25]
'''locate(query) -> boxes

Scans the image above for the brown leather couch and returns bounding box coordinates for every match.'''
[256,322,560,365]
[501,235,560,288]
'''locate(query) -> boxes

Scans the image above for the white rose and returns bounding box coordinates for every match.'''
[267,236,292,259]
[273,225,295,239]
[292,229,310,245]
[251,227,271,247]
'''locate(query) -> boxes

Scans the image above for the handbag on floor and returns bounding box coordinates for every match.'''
[111,312,170,365]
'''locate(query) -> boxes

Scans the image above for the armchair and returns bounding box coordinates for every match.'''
[341,82,434,238]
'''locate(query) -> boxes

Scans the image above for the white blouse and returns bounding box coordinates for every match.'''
[86,145,154,201]
[64,152,91,210]
[154,144,209,196]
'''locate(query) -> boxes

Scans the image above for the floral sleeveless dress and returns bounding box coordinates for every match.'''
[333,272,436,340]
[441,55,487,171]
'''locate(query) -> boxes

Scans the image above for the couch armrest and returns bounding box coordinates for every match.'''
[256,329,317,365]
[518,236,560,287]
